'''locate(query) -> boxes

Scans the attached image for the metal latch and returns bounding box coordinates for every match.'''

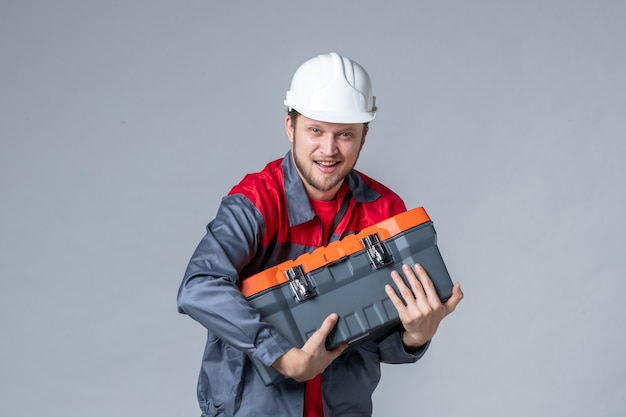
[285,265,317,302]
[361,233,393,269]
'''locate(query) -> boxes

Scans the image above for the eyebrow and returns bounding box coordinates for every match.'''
[305,123,358,133]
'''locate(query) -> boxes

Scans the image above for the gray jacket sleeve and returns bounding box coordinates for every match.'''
[177,194,293,367]
[376,331,430,364]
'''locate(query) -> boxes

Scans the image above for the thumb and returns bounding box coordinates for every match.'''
[317,313,340,336]
[315,313,348,357]
[303,313,340,351]
[444,282,464,313]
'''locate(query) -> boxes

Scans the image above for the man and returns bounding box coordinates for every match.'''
[177,52,463,416]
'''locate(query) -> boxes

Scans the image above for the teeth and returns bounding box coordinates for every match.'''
[317,161,337,166]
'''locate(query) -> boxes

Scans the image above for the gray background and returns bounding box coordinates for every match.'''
[1,1,624,416]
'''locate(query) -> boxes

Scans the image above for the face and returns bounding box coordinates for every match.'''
[285,114,367,201]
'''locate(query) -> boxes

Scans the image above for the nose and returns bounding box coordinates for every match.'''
[318,133,337,155]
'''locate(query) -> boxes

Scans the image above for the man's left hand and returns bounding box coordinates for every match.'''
[385,263,464,349]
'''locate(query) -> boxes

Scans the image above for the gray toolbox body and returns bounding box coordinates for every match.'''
[243,207,453,385]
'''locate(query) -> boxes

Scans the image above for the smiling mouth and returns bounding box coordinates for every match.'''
[315,161,340,168]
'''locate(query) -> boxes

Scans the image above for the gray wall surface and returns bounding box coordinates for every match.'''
[1,1,624,416]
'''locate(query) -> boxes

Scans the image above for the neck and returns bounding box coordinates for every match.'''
[304,180,344,201]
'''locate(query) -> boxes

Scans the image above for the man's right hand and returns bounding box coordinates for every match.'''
[271,313,348,382]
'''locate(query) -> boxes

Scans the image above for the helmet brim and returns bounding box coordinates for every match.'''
[287,105,376,124]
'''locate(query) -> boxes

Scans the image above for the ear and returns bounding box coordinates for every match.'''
[285,115,295,144]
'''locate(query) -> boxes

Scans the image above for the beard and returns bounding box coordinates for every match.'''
[291,134,354,194]
[293,150,345,193]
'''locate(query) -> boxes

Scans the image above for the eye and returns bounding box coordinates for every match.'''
[338,132,353,139]
[310,127,321,134]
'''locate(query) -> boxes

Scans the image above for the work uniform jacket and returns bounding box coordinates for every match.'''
[177,151,428,416]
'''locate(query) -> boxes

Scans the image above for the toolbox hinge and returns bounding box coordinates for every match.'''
[361,233,393,269]
[285,265,317,302]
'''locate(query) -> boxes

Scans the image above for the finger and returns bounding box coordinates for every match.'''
[328,343,348,358]
[413,263,440,304]
[404,264,427,298]
[391,265,433,321]
[303,313,338,350]
[392,265,422,303]
[317,315,347,359]
[385,273,408,313]
[316,313,339,337]
[443,282,464,313]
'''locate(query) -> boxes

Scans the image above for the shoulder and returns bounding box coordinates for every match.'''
[354,170,406,213]
[228,157,285,213]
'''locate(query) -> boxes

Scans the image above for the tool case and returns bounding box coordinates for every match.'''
[240,207,454,385]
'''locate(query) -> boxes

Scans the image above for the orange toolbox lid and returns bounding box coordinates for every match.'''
[240,207,431,298]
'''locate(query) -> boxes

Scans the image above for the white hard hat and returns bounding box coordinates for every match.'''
[284,52,377,123]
